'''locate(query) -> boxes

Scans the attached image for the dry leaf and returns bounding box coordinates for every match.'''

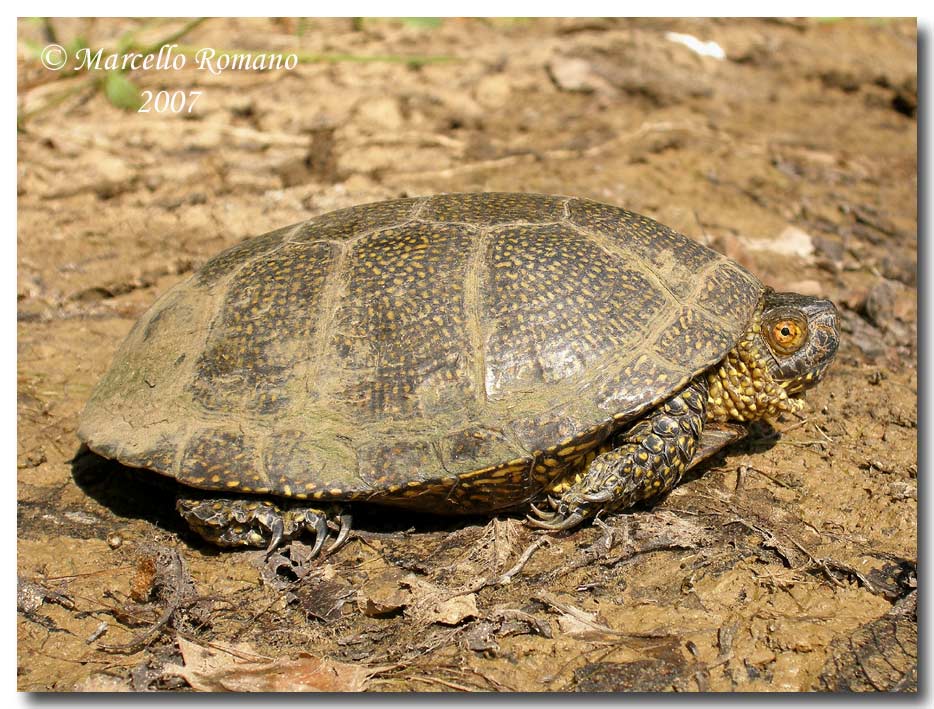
[358,568,412,617]
[425,592,479,626]
[402,575,478,626]
[73,673,132,692]
[166,637,374,692]
[291,569,355,623]
[554,603,611,640]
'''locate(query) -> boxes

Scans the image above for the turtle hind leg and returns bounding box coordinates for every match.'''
[528,377,708,531]
[176,497,352,557]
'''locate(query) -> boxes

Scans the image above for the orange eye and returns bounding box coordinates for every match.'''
[768,318,807,354]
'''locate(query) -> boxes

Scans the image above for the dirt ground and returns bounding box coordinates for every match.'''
[16,18,917,692]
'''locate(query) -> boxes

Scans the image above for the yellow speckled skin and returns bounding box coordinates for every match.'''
[79,193,788,539]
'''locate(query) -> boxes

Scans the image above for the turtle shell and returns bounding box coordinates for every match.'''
[78,193,762,513]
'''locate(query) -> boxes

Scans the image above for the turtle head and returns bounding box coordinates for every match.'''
[706,289,839,423]
[757,290,839,395]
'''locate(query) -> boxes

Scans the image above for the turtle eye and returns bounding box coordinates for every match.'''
[767,317,807,355]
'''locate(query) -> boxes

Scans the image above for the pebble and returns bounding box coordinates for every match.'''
[547,57,612,94]
[354,96,405,132]
[742,225,815,259]
[864,278,915,331]
[474,74,512,109]
[785,279,825,297]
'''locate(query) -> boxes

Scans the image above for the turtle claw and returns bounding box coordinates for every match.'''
[583,489,614,504]
[325,513,353,556]
[308,514,329,558]
[264,517,285,558]
[527,510,586,531]
[529,502,558,521]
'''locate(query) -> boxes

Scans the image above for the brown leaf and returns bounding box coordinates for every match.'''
[424,592,479,626]
[166,637,375,692]
[73,673,132,692]
[401,575,478,626]
[129,554,157,603]
[358,568,412,617]
[290,568,355,623]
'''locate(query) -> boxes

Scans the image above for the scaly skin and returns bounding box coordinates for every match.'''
[705,308,803,423]
[176,497,351,556]
[529,291,838,531]
[530,379,708,529]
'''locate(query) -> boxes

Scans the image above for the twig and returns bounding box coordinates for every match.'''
[136,18,208,56]
[18,78,97,126]
[724,516,845,588]
[390,120,711,181]
[742,465,797,490]
[407,674,478,692]
[532,592,675,640]
[96,549,187,654]
[488,536,550,586]
[174,44,458,67]
[446,536,551,599]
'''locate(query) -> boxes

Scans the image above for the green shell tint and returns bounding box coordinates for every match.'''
[78,193,762,513]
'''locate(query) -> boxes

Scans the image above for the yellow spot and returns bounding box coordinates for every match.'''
[329,488,343,495]
[225,481,239,488]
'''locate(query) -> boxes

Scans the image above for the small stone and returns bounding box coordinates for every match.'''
[813,235,844,265]
[547,57,612,94]
[785,279,824,297]
[474,74,512,109]
[860,278,915,351]
[107,534,123,549]
[354,96,405,132]
[742,226,814,259]
[888,481,916,501]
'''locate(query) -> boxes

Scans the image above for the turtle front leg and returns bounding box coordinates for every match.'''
[529,378,708,530]
[176,497,352,557]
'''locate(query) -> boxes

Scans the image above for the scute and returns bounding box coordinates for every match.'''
[419,192,567,225]
[329,221,477,420]
[197,225,292,287]
[483,222,667,399]
[78,193,763,513]
[291,197,421,242]
[190,241,336,415]
[567,198,720,299]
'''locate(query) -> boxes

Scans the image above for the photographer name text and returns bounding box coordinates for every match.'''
[72,43,298,75]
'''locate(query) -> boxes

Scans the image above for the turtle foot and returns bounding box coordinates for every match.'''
[176,497,351,557]
[527,377,708,532]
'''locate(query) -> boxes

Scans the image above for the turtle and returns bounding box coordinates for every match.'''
[78,192,839,556]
